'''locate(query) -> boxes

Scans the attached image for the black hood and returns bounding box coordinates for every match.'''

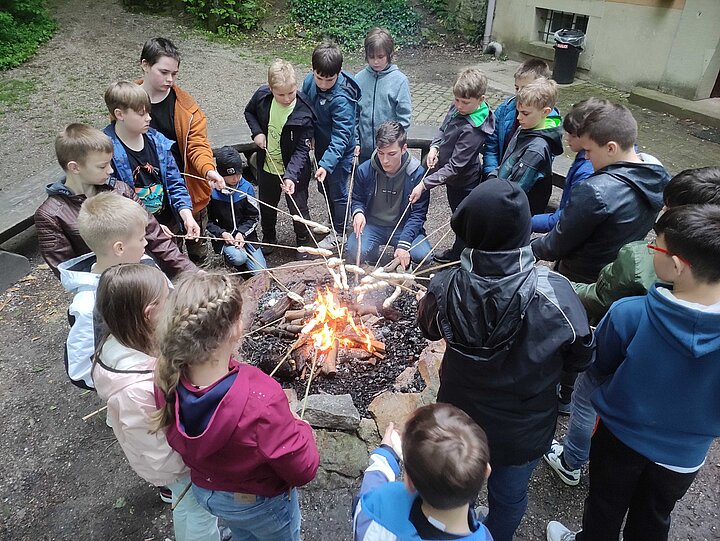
[517,123,565,157]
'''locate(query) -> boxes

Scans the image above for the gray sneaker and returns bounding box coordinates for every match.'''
[546,521,577,541]
[317,234,340,250]
[543,440,581,486]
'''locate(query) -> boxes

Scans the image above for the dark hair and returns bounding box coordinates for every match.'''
[364,27,394,62]
[654,204,720,283]
[562,97,605,135]
[375,121,407,149]
[664,167,720,208]
[140,37,181,66]
[514,59,551,80]
[402,403,490,510]
[312,42,343,77]
[576,99,637,150]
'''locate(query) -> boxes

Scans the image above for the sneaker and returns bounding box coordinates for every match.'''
[433,249,459,264]
[543,440,581,486]
[261,234,276,256]
[546,521,577,541]
[105,410,113,429]
[317,234,339,250]
[159,486,173,504]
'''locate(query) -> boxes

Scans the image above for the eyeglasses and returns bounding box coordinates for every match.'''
[646,241,692,267]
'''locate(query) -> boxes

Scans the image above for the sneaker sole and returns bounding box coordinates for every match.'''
[543,454,581,486]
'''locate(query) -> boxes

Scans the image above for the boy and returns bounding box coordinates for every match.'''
[302,41,361,249]
[35,123,196,279]
[547,204,720,541]
[207,146,267,273]
[102,81,200,242]
[139,37,225,265]
[244,58,316,253]
[532,99,671,284]
[543,166,720,489]
[409,67,495,264]
[488,77,564,215]
[532,100,594,233]
[346,121,432,268]
[353,403,493,540]
[355,28,412,162]
[59,192,155,389]
[483,59,552,177]
[417,178,593,541]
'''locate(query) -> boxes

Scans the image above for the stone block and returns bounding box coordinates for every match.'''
[393,366,418,391]
[368,391,424,435]
[311,430,368,488]
[418,340,444,400]
[298,393,360,431]
[357,417,380,451]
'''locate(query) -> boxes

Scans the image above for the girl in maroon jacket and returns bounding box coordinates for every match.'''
[154,272,319,541]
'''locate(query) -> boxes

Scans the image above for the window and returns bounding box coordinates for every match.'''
[537,8,588,44]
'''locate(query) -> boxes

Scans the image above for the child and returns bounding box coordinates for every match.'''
[353,403,493,540]
[93,264,220,541]
[35,123,196,279]
[417,178,593,541]
[244,58,316,252]
[532,98,671,284]
[346,121,432,268]
[355,28,412,162]
[483,59,552,178]
[139,37,225,265]
[102,81,200,241]
[207,146,267,273]
[154,272,320,540]
[488,77,564,215]
[301,41,361,249]
[532,100,594,233]
[547,204,720,541]
[58,192,154,389]
[409,67,495,264]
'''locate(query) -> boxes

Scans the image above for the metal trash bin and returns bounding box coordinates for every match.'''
[552,29,585,84]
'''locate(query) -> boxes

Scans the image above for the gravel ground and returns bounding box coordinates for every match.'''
[1,1,719,540]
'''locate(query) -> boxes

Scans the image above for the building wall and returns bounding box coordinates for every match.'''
[491,0,720,99]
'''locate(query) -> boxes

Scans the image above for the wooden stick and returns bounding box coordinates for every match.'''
[226,260,324,276]
[372,201,412,271]
[338,156,358,262]
[171,233,298,252]
[82,405,108,421]
[300,349,320,419]
[413,226,453,276]
[221,184,295,219]
[171,482,192,511]
[412,259,462,276]
[243,316,285,339]
[270,335,308,377]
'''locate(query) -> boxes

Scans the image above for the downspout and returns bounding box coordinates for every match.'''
[482,0,497,49]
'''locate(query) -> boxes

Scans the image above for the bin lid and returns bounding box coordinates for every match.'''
[554,28,585,48]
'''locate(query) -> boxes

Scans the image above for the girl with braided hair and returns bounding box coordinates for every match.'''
[154,272,319,541]
[93,264,221,541]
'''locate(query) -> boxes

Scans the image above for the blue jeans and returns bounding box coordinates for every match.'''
[563,370,602,470]
[484,458,540,541]
[193,486,301,541]
[317,158,352,234]
[345,223,433,265]
[222,243,267,273]
[166,477,220,541]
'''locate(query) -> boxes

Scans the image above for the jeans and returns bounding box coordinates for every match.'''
[317,158,352,234]
[257,168,311,240]
[166,477,220,541]
[484,458,540,541]
[563,370,601,470]
[222,243,267,273]
[345,223,433,265]
[576,421,698,541]
[446,180,479,257]
[193,485,302,541]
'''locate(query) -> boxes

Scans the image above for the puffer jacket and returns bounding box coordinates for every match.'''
[531,154,670,283]
[94,336,188,487]
[417,246,594,465]
[483,95,518,176]
[34,177,196,279]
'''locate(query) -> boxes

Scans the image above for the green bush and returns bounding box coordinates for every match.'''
[181,0,267,32]
[0,0,56,70]
[291,0,420,47]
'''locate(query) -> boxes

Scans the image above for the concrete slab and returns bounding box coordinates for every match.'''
[0,251,31,292]
[630,87,720,130]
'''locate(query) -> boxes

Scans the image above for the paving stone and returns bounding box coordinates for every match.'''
[299,393,360,431]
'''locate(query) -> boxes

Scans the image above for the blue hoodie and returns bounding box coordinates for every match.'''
[591,284,720,469]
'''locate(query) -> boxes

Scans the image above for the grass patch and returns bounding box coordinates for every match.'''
[0,79,34,108]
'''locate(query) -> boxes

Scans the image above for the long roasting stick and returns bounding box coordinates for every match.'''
[372,202,412,271]
[412,227,454,276]
[338,156,358,262]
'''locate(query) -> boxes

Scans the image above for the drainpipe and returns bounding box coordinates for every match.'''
[483,0,497,49]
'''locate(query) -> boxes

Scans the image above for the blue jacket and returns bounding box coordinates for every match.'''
[590,284,720,469]
[483,96,517,176]
[103,124,192,228]
[355,64,412,161]
[302,70,361,175]
[353,447,493,541]
[351,153,428,250]
[531,150,594,233]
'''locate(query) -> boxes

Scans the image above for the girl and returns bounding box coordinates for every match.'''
[154,272,320,541]
[92,264,221,541]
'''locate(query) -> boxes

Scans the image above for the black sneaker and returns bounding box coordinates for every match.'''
[433,249,459,264]
[261,234,276,255]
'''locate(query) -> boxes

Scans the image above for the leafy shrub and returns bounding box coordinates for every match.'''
[0,0,56,70]
[181,0,267,32]
[291,0,420,47]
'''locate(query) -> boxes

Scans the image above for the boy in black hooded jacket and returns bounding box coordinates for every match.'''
[417,178,594,541]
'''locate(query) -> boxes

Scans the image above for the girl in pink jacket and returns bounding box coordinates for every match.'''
[93,264,220,541]
[154,272,319,541]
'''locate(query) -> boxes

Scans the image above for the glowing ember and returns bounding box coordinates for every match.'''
[303,288,375,353]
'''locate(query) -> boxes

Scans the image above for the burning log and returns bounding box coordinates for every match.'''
[349,303,401,321]
[320,339,339,377]
[258,282,306,324]
[284,308,313,321]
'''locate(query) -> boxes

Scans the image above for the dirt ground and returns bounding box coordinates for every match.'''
[1,1,719,540]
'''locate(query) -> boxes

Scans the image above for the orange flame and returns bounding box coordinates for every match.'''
[303,288,375,353]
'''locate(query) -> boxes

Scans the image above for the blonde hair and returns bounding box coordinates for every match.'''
[77,192,149,255]
[453,67,487,99]
[268,59,297,89]
[516,77,558,110]
[153,272,244,430]
[55,123,113,171]
[104,81,151,120]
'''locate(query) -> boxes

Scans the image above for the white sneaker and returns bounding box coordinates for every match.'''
[546,521,577,541]
[543,439,581,486]
[317,235,339,250]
